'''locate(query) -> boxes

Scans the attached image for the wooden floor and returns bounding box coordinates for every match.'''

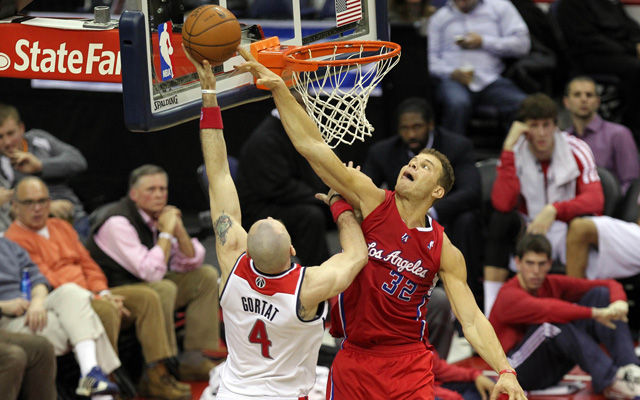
[132,356,605,400]
[456,356,604,400]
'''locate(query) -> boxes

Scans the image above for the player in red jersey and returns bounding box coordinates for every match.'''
[236,47,527,400]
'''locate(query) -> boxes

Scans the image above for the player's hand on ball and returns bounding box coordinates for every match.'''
[183,44,217,90]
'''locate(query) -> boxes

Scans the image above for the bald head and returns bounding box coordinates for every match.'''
[247,218,292,272]
[13,176,50,231]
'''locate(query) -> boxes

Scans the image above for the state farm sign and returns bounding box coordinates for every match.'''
[0,23,122,83]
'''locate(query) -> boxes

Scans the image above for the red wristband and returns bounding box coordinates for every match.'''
[330,199,354,223]
[200,107,223,130]
[499,369,517,377]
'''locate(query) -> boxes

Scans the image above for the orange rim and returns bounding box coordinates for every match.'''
[282,40,401,72]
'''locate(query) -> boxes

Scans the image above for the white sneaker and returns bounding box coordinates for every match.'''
[604,379,638,399]
[622,364,640,389]
[605,366,640,399]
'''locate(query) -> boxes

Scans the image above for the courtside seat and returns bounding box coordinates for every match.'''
[597,166,622,217]
[475,158,498,224]
[615,177,640,223]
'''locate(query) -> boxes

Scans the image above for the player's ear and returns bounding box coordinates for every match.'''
[290,245,296,257]
[432,185,444,200]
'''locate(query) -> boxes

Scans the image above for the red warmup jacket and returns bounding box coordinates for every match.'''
[492,150,603,221]
[489,274,626,353]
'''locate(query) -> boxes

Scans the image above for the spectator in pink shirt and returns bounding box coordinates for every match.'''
[85,164,224,382]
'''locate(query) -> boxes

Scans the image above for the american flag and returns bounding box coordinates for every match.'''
[335,0,362,27]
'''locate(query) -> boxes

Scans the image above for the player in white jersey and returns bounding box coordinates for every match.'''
[185,48,368,400]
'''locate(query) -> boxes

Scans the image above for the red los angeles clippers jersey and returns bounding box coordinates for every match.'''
[331,190,444,345]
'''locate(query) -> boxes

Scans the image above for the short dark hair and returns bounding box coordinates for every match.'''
[396,97,434,125]
[516,93,557,123]
[129,164,168,189]
[419,148,454,195]
[0,103,21,126]
[515,234,552,259]
[564,76,597,97]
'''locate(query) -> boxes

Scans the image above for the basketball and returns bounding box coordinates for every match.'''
[182,5,241,65]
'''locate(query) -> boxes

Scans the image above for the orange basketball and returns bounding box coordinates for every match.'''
[182,5,241,65]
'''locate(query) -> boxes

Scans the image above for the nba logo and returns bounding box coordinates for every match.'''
[428,240,434,250]
[158,21,174,81]
[401,233,410,243]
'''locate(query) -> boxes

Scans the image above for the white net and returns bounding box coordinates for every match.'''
[288,42,401,148]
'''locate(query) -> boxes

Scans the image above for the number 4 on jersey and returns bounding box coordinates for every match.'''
[249,319,273,359]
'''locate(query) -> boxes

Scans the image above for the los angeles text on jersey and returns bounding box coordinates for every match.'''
[241,297,280,321]
[12,39,121,76]
[368,241,428,278]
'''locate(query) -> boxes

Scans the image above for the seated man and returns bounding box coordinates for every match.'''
[235,92,332,266]
[0,237,120,399]
[566,192,640,280]
[483,93,604,317]
[0,104,90,239]
[428,0,530,136]
[563,76,639,194]
[0,330,56,400]
[490,234,640,399]
[5,176,191,400]
[85,164,224,381]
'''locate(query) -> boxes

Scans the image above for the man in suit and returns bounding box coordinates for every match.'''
[361,97,483,357]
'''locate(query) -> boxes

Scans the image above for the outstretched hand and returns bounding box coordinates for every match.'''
[234,46,288,91]
[182,44,216,93]
[491,373,528,400]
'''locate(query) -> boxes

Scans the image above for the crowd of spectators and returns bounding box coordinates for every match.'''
[2,0,640,399]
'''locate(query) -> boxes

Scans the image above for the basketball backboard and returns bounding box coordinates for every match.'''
[119,0,389,132]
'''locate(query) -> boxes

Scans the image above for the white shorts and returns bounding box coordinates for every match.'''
[585,216,640,280]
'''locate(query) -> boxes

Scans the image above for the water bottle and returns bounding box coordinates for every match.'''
[20,269,31,301]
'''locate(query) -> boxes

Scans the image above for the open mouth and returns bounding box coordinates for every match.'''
[403,172,414,181]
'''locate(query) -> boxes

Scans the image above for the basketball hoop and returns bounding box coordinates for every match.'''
[282,41,401,148]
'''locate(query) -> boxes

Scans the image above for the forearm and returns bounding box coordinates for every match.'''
[554,181,604,221]
[463,311,514,373]
[335,210,366,257]
[492,152,520,212]
[271,85,323,154]
[174,223,195,258]
[30,284,49,303]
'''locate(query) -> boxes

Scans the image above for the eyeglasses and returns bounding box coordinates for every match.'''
[15,197,50,208]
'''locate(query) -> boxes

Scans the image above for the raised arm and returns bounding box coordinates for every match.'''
[439,234,526,400]
[299,193,368,319]
[234,47,384,218]
[185,46,247,285]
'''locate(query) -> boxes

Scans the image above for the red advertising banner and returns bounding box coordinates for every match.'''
[0,20,197,85]
[0,22,122,83]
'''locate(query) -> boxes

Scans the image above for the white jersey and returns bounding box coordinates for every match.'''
[217,253,327,400]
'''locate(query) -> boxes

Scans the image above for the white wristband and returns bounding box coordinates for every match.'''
[158,232,174,241]
[201,89,217,94]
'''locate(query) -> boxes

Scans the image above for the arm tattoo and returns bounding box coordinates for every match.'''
[214,213,233,245]
[298,301,307,318]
